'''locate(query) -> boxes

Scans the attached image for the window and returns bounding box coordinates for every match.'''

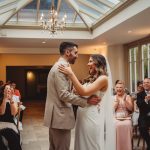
[142,44,150,79]
[128,41,150,93]
[129,47,138,92]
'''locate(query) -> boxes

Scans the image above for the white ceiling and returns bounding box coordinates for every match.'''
[0,7,149,49]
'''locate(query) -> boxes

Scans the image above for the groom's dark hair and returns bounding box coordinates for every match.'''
[59,42,78,55]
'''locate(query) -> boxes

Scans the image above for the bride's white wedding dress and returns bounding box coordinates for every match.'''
[74,83,105,150]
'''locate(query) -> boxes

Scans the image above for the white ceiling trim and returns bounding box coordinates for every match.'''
[0,28,91,39]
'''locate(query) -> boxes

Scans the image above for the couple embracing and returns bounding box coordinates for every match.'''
[44,42,116,150]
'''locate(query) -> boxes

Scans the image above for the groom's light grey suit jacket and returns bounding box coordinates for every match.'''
[44,57,87,129]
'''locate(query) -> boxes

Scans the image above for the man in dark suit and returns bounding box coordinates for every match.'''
[137,78,150,150]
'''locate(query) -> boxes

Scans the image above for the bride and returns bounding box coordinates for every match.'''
[59,54,116,150]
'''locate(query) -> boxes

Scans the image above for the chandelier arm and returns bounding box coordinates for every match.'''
[40,0,67,35]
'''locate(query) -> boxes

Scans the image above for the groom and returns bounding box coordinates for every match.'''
[44,42,100,150]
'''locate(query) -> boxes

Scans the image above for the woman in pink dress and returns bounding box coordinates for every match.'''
[114,80,133,150]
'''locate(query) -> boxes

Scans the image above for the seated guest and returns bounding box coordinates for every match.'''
[10,87,25,130]
[11,82,25,123]
[114,80,133,150]
[11,82,21,99]
[0,84,22,150]
[0,84,18,123]
[137,78,150,150]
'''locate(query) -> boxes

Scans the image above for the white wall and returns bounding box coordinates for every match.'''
[107,45,125,86]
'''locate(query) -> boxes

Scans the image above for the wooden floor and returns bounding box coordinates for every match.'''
[21,100,146,150]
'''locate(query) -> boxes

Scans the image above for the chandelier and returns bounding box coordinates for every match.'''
[40,2,67,34]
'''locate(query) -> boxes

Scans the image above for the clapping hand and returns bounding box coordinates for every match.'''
[145,91,150,103]
[4,88,13,102]
[146,96,150,101]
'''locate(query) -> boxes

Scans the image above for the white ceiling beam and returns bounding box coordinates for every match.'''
[0,0,33,26]
[51,0,54,6]
[36,0,40,22]
[65,0,92,32]
[78,0,104,14]
[57,0,62,13]
[73,12,77,23]
[80,13,93,25]
[80,7,99,20]
[96,0,115,8]
[17,12,19,22]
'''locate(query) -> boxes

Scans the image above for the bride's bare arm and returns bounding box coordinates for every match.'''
[58,65,108,96]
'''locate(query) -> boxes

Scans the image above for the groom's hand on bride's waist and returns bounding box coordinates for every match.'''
[87,95,101,105]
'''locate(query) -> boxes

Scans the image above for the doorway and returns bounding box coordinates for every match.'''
[25,68,50,100]
[6,66,51,101]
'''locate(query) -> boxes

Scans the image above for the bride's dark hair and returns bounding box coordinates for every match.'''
[91,54,107,76]
[83,54,107,83]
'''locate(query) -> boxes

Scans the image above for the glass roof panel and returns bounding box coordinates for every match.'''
[23,0,36,9]
[108,0,120,5]
[79,3,103,17]
[88,0,110,12]
[24,0,58,10]
[59,0,76,23]
[6,0,128,30]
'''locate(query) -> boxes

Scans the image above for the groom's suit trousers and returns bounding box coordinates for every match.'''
[49,128,71,150]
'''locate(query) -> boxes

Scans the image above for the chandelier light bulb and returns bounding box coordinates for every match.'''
[40,3,67,35]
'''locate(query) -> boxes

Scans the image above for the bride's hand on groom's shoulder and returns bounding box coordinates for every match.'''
[58,64,73,77]
[87,95,101,105]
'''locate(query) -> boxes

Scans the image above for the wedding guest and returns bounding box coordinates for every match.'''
[11,82,21,99]
[0,84,22,150]
[0,84,18,122]
[114,80,133,150]
[137,78,150,150]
